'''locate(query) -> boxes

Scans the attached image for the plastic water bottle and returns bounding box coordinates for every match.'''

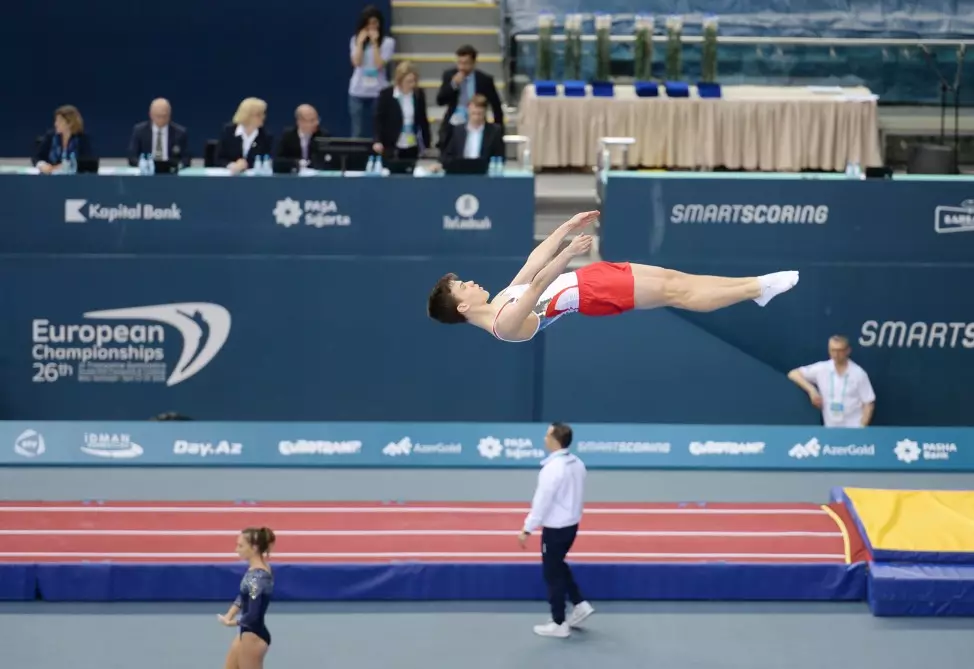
[374,155,384,176]
[522,148,531,173]
[263,154,272,175]
[844,161,862,179]
[147,154,155,175]
[67,152,77,175]
[366,155,375,173]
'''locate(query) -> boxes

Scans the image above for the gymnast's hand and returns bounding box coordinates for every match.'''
[565,234,593,257]
[565,210,600,231]
[217,613,237,626]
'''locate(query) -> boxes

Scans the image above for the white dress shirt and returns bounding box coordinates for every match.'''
[151,124,169,160]
[797,359,876,427]
[523,449,586,533]
[463,124,484,159]
[394,87,417,149]
[235,124,258,157]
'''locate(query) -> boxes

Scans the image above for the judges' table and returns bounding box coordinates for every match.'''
[0,166,534,256]
[516,84,881,172]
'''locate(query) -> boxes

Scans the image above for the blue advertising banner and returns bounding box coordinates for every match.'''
[600,173,974,265]
[0,173,534,257]
[2,421,971,471]
[596,172,974,427]
[0,257,536,422]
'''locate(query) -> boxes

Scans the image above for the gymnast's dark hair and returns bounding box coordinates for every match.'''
[550,422,573,449]
[242,527,276,555]
[427,273,466,324]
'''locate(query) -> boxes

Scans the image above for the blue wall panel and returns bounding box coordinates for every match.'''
[0,0,391,157]
[541,309,816,425]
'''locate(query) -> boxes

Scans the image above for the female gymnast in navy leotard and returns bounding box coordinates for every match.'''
[218,527,276,669]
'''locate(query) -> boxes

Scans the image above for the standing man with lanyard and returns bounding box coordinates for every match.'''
[787,334,876,427]
[518,422,595,638]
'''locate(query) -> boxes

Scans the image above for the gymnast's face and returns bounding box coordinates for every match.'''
[451,279,489,313]
[236,533,256,560]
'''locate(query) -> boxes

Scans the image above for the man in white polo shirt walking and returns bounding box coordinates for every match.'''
[787,335,876,427]
[518,422,594,638]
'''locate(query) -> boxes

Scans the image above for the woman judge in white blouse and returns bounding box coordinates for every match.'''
[372,61,431,161]
[216,97,274,174]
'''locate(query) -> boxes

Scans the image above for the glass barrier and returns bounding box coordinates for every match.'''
[511,34,974,106]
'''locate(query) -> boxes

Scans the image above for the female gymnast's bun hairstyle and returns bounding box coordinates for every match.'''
[243,527,277,555]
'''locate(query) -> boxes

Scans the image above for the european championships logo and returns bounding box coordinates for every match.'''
[84,303,231,386]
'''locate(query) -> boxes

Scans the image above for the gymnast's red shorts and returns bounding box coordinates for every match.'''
[576,261,635,316]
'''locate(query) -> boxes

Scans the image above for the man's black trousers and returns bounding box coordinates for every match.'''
[541,524,584,624]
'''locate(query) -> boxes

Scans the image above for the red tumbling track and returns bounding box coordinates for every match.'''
[0,501,867,564]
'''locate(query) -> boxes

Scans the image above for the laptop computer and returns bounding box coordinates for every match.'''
[76,157,99,174]
[385,158,417,174]
[272,158,300,174]
[153,159,179,175]
[443,157,490,175]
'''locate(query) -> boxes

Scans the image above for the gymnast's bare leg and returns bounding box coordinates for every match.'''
[237,632,269,669]
[629,264,798,312]
[223,635,240,669]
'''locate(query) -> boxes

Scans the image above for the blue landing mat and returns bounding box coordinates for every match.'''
[0,565,37,601]
[869,563,974,617]
[0,562,866,602]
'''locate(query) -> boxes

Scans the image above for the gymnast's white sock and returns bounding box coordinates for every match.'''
[754,270,800,307]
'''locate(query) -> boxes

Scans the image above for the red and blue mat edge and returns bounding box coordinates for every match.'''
[4,490,973,616]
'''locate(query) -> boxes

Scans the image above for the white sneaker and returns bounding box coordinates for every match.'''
[567,601,595,627]
[533,621,571,638]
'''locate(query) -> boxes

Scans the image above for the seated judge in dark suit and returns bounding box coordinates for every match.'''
[441,95,505,162]
[275,104,329,165]
[126,98,191,167]
[436,44,505,149]
[373,61,431,160]
[216,97,274,174]
[32,105,95,174]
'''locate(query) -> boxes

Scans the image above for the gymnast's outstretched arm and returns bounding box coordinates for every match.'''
[493,235,593,339]
[505,211,599,287]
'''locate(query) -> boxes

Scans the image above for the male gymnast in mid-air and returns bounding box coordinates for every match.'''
[426,210,799,342]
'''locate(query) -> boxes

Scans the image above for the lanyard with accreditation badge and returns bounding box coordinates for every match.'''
[828,369,848,419]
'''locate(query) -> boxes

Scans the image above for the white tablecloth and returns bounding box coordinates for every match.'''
[516,84,883,172]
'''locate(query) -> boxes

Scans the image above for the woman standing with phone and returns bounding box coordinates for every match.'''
[348,5,396,138]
